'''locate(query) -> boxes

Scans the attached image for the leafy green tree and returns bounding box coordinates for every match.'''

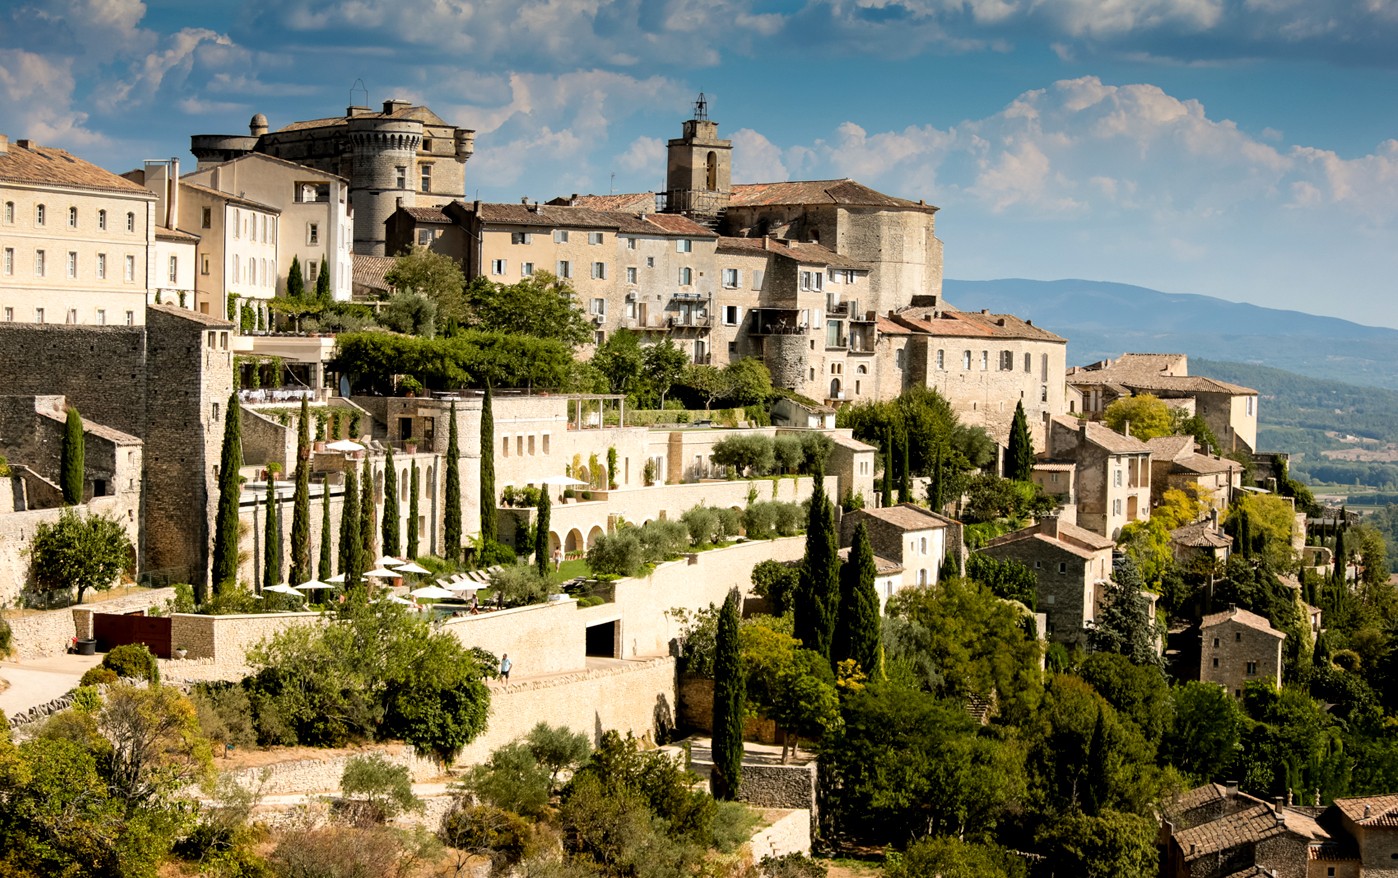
[407,460,420,559]
[722,358,773,407]
[966,553,1038,609]
[286,254,305,300]
[99,682,213,805]
[445,401,462,561]
[838,385,994,475]
[793,467,839,660]
[684,363,726,411]
[480,384,496,544]
[711,588,745,800]
[593,329,646,396]
[381,446,400,557]
[1165,680,1244,781]
[262,478,282,589]
[1102,394,1174,441]
[360,457,376,563]
[440,802,535,878]
[30,508,133,603]
[642,339,688,407]
[765,648,841,761]
[1006,399,1035,481]
[210,391,243,601]
[1034,810,1157,878]
[290,399,312,586]
[833,521,881,677]
[751,559,800,615]
[386,245,468,325]
[524,722,592,788]
[1088,557,1161,667]
[899,434,912,503]
[463,271,592,345]
[339,463,362,588]
[319,479,333,581]
[564,730,716,845]
[1076,652,1171,747]
[60,406,84,505]
[332,330,575,393]
[379,289,438,337]
[460,741,553,817]
[586,529,644,578]
[711,434,774,476]
[315,256,331,302]
[534,488,551,578]
[340,753,422,824]
[884,836,1026,878]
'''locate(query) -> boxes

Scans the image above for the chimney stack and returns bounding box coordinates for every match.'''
[0,134,8,154]
[1224,780,1239,798]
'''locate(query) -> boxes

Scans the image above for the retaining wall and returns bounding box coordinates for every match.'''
[439,599,587,676]
[749,809,813,860]
[220,743,439,796]
[10,586,177,660]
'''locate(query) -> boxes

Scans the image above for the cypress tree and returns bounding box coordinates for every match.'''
[794,462,839,659]
[289,398,312,585]
[833,521,881,678]
[210,392,243,601]
[880,427,893,508]
[287,255,305,300]
[407,461,420,559]
[1007,399,1035,482]
[929,444,945,512]
[535,488,551,578]
[60,407,84,505]
[479,384,497,545]
[711,587,745,800]
[318,478,333,581]
[339,465,361,588]
[1334,526,1347,585]
[444,401,462,562]
[263,479,282,590]
[314,257,331,303]
[360,458,376,564]
[382,446,400,557]
[898,434,911,503]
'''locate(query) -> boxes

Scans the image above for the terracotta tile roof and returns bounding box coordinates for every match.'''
[472,202,715,237]
[1146,435,1195,460]
[858,503,948,532]
[148,302,234,327]
[1200,605,1284,638]
[728,179,935,211]
[1168,782,1230,818]
[353,255,398,292]
[274,104,453,133]
[1033,462,1076,471]
[401,205,451,223]
[155,226,200,243]
[1171,522,1234,549]
[890,308,1067,343]
[553,192,658,212]
[1050,416,1151,454]
[837,546,903,575]
[180,180,280,213]
[875,315,916,335]
[1174,803,1287,860]
[1334,796,1398,827]
[715,236,866,268]
[1308,841,1360,861]
[1175,453,1238,476]
[1066,354,1255,395]
[0,139,153,196]
[638,212,718,236]
[981,520,1114,559]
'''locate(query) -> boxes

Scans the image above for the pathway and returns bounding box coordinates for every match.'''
[0,653,103,718]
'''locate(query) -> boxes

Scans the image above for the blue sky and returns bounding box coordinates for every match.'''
[3,0,1396,327]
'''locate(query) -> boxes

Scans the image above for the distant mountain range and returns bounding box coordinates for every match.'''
[942,278,1398,390]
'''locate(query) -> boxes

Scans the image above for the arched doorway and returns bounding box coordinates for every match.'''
[565,528,584,556]
[830,378,842,398]
[587,525,605,549]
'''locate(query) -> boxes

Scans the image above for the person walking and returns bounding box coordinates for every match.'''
[499,653,512,683]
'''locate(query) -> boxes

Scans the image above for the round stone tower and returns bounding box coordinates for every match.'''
[764,333,810,392]
[347,115,423,256]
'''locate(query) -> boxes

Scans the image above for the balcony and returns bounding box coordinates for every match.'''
[668,312,713,330]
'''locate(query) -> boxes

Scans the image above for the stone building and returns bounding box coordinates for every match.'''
[1161,782,1334,878]
[1,134,156,327]
[979,516,1115,646]
[191,101,475,256]
[1044,416,1152,539]
[1200,605,1284,696]
[1146,434,1241,513]
[839,503,954,591]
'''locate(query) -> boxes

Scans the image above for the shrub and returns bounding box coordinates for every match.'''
[439,803,536,876]
[192,681,257,749]
[752,560,800,615]
[340,753,423,825]
[525,722,592,787]
[772,435,804,473]
[682,506,721,547]
[711,434,775,477]
[79,666,119,687]
[459,741,552,817]
[587,531,645,578]
[643,458,658,486]
[0,616,11,660]
[799,432,833,473]
[773,501,804,536]
[102,643,160,683]
[760,853,828,878]
[490,565,550,607]
[476,538,516,568]
[716,507,742,542]
[638,520,690,565]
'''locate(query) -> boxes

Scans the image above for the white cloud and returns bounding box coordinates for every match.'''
[0,50,103,145]
[730,128,790,183]
[615,135,665,184]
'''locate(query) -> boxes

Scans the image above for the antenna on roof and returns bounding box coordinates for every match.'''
[694,92,708,121]
[349,78,368,108]
[610,172,615,195]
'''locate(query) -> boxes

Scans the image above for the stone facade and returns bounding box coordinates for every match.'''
[979,517,1114,647]
[1045,416,1151,539]
[219,743,439,796]
[1200,605,1284,696]
[840,503,951,591]
[6,587,176,660]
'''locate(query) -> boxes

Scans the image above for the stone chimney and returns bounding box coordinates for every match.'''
[383,99,411,115]
[1224,780,1239,798]
[1041,515,1061,539]
[0,134,8,154]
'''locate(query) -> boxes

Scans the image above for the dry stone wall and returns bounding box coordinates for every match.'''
[11,586,177,659]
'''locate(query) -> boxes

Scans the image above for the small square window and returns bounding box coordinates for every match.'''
[588,231,603,245]
[553,230,569,243]
[491,259,507,276]
[522,262,535,277]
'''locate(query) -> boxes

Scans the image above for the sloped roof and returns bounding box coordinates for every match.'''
[38,408,142,445]
[471,202,716,237]
[553,192,658,212]
[1200,606,1283,638]
[1334,796,1398,827]
[858,503,947,532]
[0,140,153,196]
[1171,522,1234,549]
[274,104,454,133]
[400,205,451,223]
[1067,353,1255,395]
[728,178,935,211]
[890,308,1067,343]
[148,302,234,327]
[1146,435,1195,461]
[155,226,200,242]
[1050,416,1150,454]
[180,181,280,213]
[353,255,397,292]
[1175,453,1238,476]
[1174,803,1287,861]
[1168,783,1231,819]
[836,546,902,575]
[715,236,865,269]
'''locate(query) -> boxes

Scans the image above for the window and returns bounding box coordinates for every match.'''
[1213,658,1220,668]
[1041,384,1048,403]
[1246,661,1258,675]
[422,138,433,153]
[553,230,569,243]
[491,259,507,276]
[626,267,637,284]
[936,349,945,370]
[962,350,971,369]
[168,255,178,283]
[1247,396,1255,416]
[1235,631,1242,642]
[308,223,319,245]
[2,248,10,275]
[68,206,77,228]
[896,349,906,369]
[588,231,603,245]
[96,309,106,325]
[723,305,740,326]
[999,350,1013,370]
[201,255,210,275]
[126,212,135,233]
[417,229,433,246]
[124,255,135,282]
[35,250,46,277]
[232,209,240,238]
[66,251,77,278]
[676,239,692,253]
[556,260,571,278]
[722,268,739,288]
[420,163,431,192]
[2,307,10,322]
[66,308,77,324]
[501,436,509,458]
[752,269,763,288]
[125,310,134,326]
[98,209,107,230]
[521,262,534,277]
[1024,352,1032,373]
[625,237,636,250]
[1113,498,1122,515]
[1058,562,1067,573]
[509,231,531,245]
[591,261,606,280]
[36,204,46,225]
[35,307,45,323]
[679,267,692,285]
[1114,469,1123,487]
[307,260,318,282]
[96,253,106,279]
[395,166,407,188]
[980,350,988,370]
[646,256,655,268]
[3,201,11,223]
[590,298,606,317]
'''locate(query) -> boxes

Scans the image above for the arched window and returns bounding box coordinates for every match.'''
[126,212,135,232]
[68,206,78,228]
[36,204,46,225]
[706,151,717,191]
[98,209,107,230]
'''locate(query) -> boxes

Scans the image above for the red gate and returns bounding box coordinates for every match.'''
[92,611,173,659]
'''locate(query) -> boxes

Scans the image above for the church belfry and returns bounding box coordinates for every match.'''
[663,93,732,222]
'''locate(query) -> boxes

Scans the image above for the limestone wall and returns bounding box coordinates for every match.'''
[219,743,440,796]
[12,586,177,659]
[739,762,818,812]
[440,599,587,676]
[240,406,295,470]
[749,809,812,860]
[168,610,323,676]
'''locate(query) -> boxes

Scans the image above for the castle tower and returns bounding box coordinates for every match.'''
[347,109,423,256]
[664,93,732,223]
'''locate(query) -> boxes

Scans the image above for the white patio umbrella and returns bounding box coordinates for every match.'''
[410,585,457,600]
[385,594,415,606]
[295,579,330,591]
[325,573,346,584]
[395,561,432,576]
[373,555,405,568]
[365,567,401,579]
[539,475,587,487]
[326,439,365,452]
[264,583,303,596]
[445,580,480,593]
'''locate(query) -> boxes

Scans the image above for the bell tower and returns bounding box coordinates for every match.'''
[664,93,732,223]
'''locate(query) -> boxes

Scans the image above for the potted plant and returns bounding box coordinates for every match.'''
[563,487,576,501]
[404,438,418,454]
[173,645,188,660]
[266,462,283,482]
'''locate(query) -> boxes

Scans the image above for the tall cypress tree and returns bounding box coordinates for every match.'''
[1007,400,1035,482]
[480,384,497,545]
[60,407,85,505]
[535,488,551,578]
[929,444,945,512]
[318,478,333,581]
[444,401,462,562]
[407,461,420,559]
[898,435,911,503]
[360,458,376,564]
[339,465,361,588]
[314,257,331,303]
[263,479,282,589]
[880,427,893,508]
[1333,526,1347,585]
[833,521,881,678]
[794,462,839,659]
[711,587,745,800]
[210,392,243,601]
[287,255,305,300]
[382,446,400,557]
[289,398,312,585]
